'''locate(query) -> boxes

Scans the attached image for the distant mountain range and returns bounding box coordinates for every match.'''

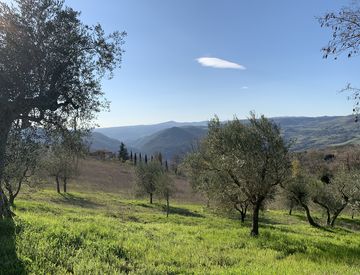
[89,115,360,160]
[87,132,121,153]
[131,126,208,160]
[94,121,208,142]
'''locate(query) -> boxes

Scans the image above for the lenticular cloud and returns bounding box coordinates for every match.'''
[196,57,246,70]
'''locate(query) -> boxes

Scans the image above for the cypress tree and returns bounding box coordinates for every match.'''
[158,152,163,165]
[145,154,148,164]
[118,142,129,163]
[134,153,137,166]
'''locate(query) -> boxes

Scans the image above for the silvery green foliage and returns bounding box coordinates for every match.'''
[185,113,291,235]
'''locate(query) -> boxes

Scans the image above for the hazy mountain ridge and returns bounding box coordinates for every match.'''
[86,132,122,152]
[90,115,360,158]
[135,126,208,160]
[95,121,208,143]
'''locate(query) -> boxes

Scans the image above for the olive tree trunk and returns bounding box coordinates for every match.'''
[313,199,331,226]
[250,201,262,236]
[301,202,320,228]
[0,118,13,219]
[326,209,331,226]
[56,175,61,194]
[6,179,23,206]
[0,186,13,219]
[330,202,348,227]
[63,178,68,193]
[234,203,248,223]
[7,187,15,207]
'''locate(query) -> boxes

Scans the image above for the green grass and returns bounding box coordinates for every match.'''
[1,190,360,274]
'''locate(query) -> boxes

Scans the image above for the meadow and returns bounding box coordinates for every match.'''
[1,187,360,274]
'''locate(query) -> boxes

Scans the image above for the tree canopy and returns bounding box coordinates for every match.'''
[185,114,291,236]
[0,0,126,218]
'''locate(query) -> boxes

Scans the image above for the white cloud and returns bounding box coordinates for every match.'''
[196,57,246,70]
[241,86,249,89]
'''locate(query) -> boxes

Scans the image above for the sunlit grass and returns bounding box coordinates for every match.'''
[1,190,360,274]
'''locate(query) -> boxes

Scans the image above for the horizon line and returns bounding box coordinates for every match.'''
[95,114,354,129]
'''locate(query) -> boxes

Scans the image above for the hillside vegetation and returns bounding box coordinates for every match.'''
[1,189,360,274]
[91,115,360,159]
[1,158,360,274]
[134,127,208,160]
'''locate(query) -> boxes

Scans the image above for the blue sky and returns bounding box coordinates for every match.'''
[65,0,360,127]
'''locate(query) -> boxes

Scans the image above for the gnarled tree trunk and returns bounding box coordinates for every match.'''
[0,118,13,219]
[250,200,263,237]
[313,199,331,226]
[301,202,320,228]
[234,203,248,223]
[0,187,14,219]
[326,209,331,226]
[330,202,348,227]
[6,184,16,206]
[5,178,23,206]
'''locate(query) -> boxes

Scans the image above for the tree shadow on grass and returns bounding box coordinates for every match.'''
[291,212,313,223]
[136,203,153,208]
[162,205,205,218]
[336,217,360,232]
[290,213,334,231]
[259,216,283,225]
[307,241,360,267]
[257,229,360,267]
[261,213,335,233]
[50,193,103,209]
[263,224,304,235]
[136,202,204,218]
[0,219,26,274]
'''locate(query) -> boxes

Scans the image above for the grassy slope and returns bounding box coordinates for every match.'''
[1,189,360,274]
[1,158,360,274]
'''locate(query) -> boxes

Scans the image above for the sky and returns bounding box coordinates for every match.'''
[63,0,360,127]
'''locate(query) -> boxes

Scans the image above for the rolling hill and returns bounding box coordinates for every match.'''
[89,115,360,159]
[86,132,121,152]
[94,121,208,143]
[271,115,360,150]
[133,126,208,160]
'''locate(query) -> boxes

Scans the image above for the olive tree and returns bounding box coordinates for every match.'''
[186,113,291,236]
[313,167,360,226]
[284,151,360,227]
[2,126,42,206]
[283,173,321,228]
[135,162,163,204]
[0,0,125,218]
[45,131,86,193]
[185,149,249,222]
[155,172,175,217]
[46,147,79,193]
